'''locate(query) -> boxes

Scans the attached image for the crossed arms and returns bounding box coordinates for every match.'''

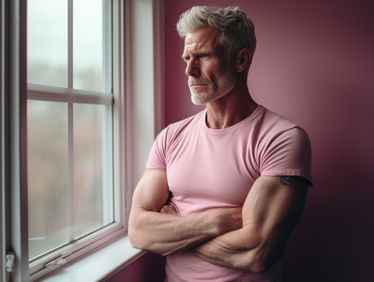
[128,168,308,273]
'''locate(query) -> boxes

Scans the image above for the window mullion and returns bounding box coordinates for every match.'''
[68,102,75,242]
[68,0,73,90]
[67,0,74,243]
[101,0,113,224]
[27,87,113,105]
[102,0,112,93]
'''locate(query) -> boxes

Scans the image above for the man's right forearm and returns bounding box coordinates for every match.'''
[128,207,242,256]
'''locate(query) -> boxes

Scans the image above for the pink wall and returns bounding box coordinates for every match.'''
[164,0,374,281]
[109,1,374,281]
[106,252,165,282]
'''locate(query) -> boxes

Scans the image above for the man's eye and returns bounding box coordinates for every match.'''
[200,54,211,59]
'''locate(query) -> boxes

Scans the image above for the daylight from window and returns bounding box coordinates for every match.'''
[27,0,114,260]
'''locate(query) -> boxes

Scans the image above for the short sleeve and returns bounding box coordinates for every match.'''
[260,127,313,185]
[146,128,168,171]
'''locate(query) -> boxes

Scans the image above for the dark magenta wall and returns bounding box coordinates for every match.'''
[164,0,374,282]
[106,252,165,282]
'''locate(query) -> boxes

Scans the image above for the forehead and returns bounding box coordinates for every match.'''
[183,26,222,54]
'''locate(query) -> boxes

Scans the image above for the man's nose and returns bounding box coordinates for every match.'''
[185,59,200,77]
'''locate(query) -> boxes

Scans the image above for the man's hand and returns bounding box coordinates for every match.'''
[214,207,243,235]
[160,203,178,214]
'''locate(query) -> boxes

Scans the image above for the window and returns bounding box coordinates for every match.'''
[26,0,125,279]
[2,0,162,280]
[27,0,114,261]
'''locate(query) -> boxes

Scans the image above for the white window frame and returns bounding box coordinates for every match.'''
[3,0,29,281]
[27,0,116,271]
[1,1,7,281]
[27,0,124,279]
[1,0,164,281]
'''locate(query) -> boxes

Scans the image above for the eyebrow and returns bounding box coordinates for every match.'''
[181,51,213,61]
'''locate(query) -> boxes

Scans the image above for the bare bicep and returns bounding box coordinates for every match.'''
[242,176,307,237]
[132,168,170,212]
[240,176,307,268]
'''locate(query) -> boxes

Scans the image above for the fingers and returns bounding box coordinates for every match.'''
[160,204,178,214]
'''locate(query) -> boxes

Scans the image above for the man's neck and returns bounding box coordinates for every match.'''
[205,90,257,129]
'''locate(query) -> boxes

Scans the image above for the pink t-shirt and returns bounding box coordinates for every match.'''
[146,105,312,282]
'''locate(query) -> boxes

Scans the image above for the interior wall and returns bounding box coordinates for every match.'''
[109,1,373,281]
[163,1,374,281]
[106,252,165,282]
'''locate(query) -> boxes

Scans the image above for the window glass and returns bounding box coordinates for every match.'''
[73,0,104,91]
[27,100,69,259]
[73,103,113,238]
[27,0,68,87]
[27,0,114,263]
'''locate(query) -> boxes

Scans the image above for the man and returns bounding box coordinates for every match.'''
[129,6,312,282]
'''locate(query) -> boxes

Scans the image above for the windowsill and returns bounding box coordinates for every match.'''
[41,236,143,282]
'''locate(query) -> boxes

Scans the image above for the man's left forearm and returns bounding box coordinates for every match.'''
[193,176,308,273]
[193,225,264,272]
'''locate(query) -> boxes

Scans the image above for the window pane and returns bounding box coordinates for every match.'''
[27,100,69,259]
[73,104,113,238]
[73,0,106,92]
[27,0,67,87]
[27,0,114,267]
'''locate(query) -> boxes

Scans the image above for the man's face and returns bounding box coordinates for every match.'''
[182,26,237,105]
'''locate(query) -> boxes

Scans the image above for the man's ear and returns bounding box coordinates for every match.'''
[236,48,252,72]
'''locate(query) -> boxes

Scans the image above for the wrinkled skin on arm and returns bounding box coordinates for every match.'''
[193,175,308,273]
[128,169,242,256]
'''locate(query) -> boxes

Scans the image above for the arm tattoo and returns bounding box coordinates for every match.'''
[280,176,296,185]
[280,176,310,187]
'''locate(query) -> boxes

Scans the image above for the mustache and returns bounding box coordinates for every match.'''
[188,78,209,86]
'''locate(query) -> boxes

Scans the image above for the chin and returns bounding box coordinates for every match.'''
[191,93,212,106]
[191,91,230,106]
[190,91,207,105]
[191,97,206,106]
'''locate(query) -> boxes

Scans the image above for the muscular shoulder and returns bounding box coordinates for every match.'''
[253,107,308,147]
[147,111,204,170]
[257,107,298,135]
[254,107,312,184]
[161,110,203,144]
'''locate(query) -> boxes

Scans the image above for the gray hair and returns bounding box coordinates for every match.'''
[176,6,256,59]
